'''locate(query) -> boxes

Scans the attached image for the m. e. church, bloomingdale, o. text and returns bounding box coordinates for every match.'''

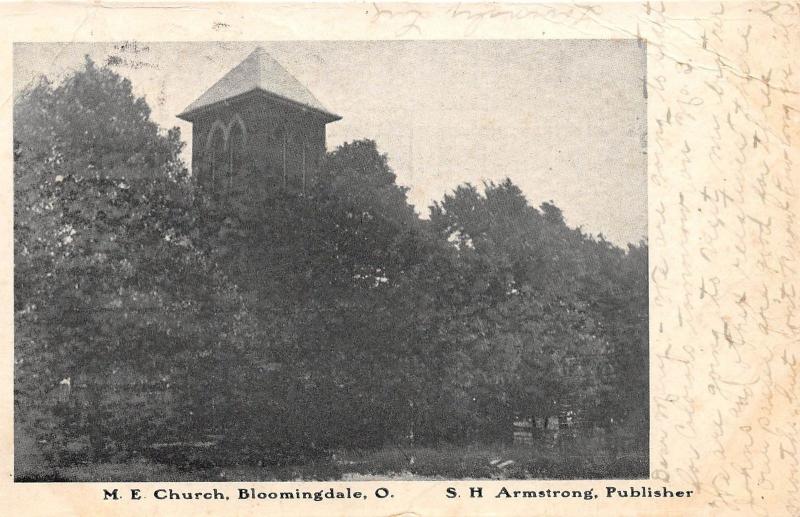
[101,485,694,502]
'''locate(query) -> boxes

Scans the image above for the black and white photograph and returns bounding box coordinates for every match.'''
[13,40,648,482]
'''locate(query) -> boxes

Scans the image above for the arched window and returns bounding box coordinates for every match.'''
[207,124,227,185]
[285,128,306,192]
[280,128,287,188]
[228,120,246,181]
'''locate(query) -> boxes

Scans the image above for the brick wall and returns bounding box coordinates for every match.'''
[190,94,328,192]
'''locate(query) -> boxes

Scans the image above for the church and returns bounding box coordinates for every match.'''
[177,47,341,192]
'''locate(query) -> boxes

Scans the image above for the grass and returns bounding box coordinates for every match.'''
[335,441,646,480]
[16,439,647,482]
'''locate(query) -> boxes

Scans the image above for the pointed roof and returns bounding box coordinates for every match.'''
[177,47,340,122]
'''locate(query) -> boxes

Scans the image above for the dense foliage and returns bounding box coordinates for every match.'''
[15,59,648,473]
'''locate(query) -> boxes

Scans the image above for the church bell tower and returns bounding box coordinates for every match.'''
[177,47,341,192]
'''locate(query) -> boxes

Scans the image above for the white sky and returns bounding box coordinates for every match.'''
[15,40,646,245]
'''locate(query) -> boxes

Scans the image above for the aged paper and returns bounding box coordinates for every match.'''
[1,1,798,516]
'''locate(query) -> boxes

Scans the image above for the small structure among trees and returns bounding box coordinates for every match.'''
[177,47,341,192]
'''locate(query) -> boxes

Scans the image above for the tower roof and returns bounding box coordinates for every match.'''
[177,47,340,122]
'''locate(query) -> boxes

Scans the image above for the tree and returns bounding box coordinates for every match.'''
[318,139,418,227]
[426,179,637,439]
[14,56,185,180]
[13,58,229,464]
[190,139,437,452]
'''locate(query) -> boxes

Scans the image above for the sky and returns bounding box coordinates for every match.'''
[14,40,646,245]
